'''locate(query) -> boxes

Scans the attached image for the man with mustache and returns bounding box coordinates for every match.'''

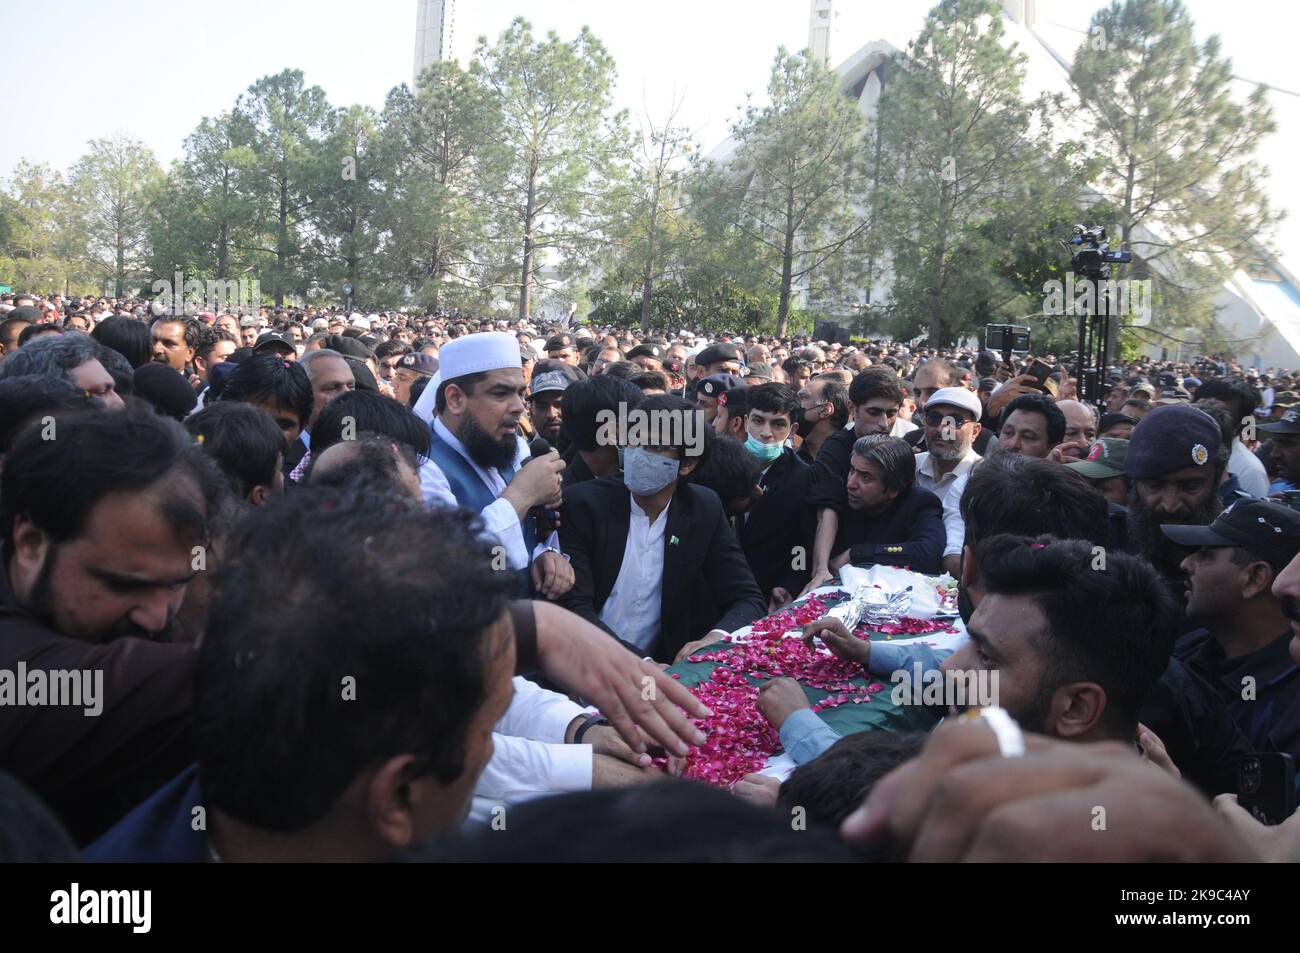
[1122,403,1226,593]
[1162,499,1300,768]
[0,404,223,843]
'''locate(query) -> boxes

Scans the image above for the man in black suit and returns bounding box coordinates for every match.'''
[731,383,812,610]
[559,394,766,664]
[786,435,945,599]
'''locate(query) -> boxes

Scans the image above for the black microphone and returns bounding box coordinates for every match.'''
[525,436,552,464]
[522,436,560,532]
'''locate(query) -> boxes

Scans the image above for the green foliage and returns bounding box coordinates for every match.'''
[472,18,630,320]
[1069,0,1281,344]
[693,48,869,336]
[874,0,1079,347]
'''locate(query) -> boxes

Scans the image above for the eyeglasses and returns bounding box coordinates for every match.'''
[924,411,972,428]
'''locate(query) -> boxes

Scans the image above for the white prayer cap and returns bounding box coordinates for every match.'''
[925,386,983,419]
[439,331,521,382]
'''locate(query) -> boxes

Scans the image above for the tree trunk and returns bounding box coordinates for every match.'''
[928,187,951,346]
[115,208,126,298]
[518,157,538,322]
[777,184,796,338]
[277,167,289,308]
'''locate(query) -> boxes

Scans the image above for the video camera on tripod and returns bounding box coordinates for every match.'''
[1064,225,1132,408]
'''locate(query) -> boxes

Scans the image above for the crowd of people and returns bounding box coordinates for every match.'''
[2,287,1300,863]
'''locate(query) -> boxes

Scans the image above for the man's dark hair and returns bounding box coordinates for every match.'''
[960,453,1109,548]
[778,732,926,828]
[818,379,851,428]
[602,361,640,380]
[0,375,98,454]
[151,316,205,354]
[628,370,671,393]
[638,393,709,465]
[689,431,760,513]
[848,367,905,407]
[747,381,799,418]
[0,315,34,349]
[195,328,238,366]
[719,384,748,420]
[850,434,916,494]
[16,324,59,347]
[413,781,853,862]
[0,331,103,384]
[1193,377,1259,423]
[1,403,220,550]
[1002,393,1067,447]
[221,354,313,427]
[975,533,1180,736]
[196,487,516,832]
[560,374,644,453]
[185,402,285,499]
[1189,398,1237,454]
[374,339,407,361]
[311,390,432,460]
[306,432,421,494]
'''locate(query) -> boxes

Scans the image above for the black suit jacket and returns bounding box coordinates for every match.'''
[832,484,946,575]
[559,475,766,662]
[737,448,811,598]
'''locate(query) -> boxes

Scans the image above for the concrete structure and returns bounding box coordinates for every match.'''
[414,0,456,84]
[809,0,833,67]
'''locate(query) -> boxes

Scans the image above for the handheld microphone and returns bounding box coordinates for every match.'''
[522,436,560,531]
[525,436,552,463]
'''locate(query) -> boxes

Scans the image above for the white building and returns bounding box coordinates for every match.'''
[713,0,1300,366]
[414,0,457,84]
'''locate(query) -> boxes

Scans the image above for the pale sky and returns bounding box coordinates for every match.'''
[4,0,1297,250]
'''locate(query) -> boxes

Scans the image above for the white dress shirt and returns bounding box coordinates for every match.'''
[915,446,981,501]
[468,677,595,823]
[890,417,919,439]
[599,493,670,653]
[941,471,971,560]
[422,417,559,570]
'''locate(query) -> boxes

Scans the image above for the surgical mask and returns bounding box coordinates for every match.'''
[623,447,680,495]
[745,433,784,463]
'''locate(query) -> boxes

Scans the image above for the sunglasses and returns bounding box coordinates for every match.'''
[924,411,973,428]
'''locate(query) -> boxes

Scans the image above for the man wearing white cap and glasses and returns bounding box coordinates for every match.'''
[913,386,985,576]
[415,332,572,598]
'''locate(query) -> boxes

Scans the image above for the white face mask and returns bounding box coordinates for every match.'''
[623,447,680,495]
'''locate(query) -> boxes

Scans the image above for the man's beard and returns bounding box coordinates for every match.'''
[1127,487,1223,580]
[28,546,176,642]
[461,413,519,472]
[929,438,970,463]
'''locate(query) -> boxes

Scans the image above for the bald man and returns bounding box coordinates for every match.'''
[1050,399,1100,462]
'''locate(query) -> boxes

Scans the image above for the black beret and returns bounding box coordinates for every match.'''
[1125,404,1221,480]
[696,343,742,367]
